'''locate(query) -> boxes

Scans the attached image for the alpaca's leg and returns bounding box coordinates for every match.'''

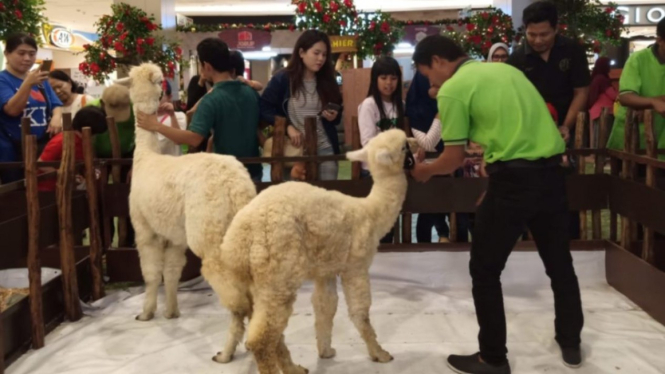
[246,291,299,374]
[276,334,308,374]
[136,238,165,321]
[162,244,188,319]
[202,264,252,364]
[341,271,393,363]
[312,276,338,359]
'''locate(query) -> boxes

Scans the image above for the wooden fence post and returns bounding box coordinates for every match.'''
[401,117,413,244]
[21,117,32,161]
[592,108,609,240]
[621,109,638,250]
[351,116,361,180]
[610,156,619,242]
[270,117,286,182]
[82,127,105,300]
[24,135,45,349]
[642,110,656,264]
[56,113,83,322]
[106,116,128,247]
[575,112,587,240]
[304,116,319,181]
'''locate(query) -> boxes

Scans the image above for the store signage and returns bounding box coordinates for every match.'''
[616,4,665,26]
[218,28,272,51]
[403,25,441,45]
[330,35,357,53]
[50,28,74,49]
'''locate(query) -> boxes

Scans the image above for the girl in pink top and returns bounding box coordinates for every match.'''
[588,57,618,148]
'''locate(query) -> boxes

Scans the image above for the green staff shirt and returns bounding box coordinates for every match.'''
[607,44,665,158]
[189,80,263,179]
[438,60,565,163]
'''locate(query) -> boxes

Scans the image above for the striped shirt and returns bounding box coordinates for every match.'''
[288,79,331,149]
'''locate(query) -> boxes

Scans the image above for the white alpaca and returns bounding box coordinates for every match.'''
[202,129,417,373]
[122,63,257,321]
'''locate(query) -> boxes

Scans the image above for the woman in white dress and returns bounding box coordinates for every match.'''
[48,70,94,120]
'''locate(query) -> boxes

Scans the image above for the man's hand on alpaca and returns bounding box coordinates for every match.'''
[136,111,161,131]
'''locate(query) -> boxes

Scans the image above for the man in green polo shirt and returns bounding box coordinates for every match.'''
[136,38,262,182]
[411,35,584,374]
[607,18,665,158]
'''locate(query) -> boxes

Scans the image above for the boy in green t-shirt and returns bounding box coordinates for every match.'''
[136,38,262,182]
[411,35,583,374]
[607,18,665,158]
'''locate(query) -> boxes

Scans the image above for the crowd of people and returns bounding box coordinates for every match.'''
[2,0,665,372]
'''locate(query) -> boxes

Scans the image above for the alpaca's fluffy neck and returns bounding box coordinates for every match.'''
[362,171,408,237]
[132,102,161,161]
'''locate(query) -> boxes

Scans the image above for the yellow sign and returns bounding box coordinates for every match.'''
[330,35,357,53]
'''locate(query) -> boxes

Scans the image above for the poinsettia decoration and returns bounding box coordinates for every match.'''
[442,8,515,60]
[552,0,627,54]
[356,11,404,60]
[79,2,184,83]
[0,0,48,42]
[294,0,360,36]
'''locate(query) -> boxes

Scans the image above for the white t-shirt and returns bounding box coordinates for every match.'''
[156,112,187,156]
[62,94,95,119]
[358,97,400,147]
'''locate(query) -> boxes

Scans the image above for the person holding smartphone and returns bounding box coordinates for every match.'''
[260,30,343,180]
[0,33,63,184]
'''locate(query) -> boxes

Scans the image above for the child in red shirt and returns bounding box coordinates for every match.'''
[38,106,107,191]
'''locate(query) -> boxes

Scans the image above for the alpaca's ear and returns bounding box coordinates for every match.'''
[407,138,420,153]
[375,149,395,166]
[149,70,161,84]
[346,148,368,162]
[115,77,132,87]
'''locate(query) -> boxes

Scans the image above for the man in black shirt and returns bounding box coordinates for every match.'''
[507,1,590,142]
[507,1,590,240]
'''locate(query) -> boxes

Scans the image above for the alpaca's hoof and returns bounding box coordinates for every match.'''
[371,350,393,363]
[212,351,234,364]
[135,312,154,321]
[285,365,308,374]
[163,309,181,319]
[319,347,336,359]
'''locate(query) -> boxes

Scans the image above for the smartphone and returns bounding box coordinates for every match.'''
[40,60,53,72]
[321,102,341,113]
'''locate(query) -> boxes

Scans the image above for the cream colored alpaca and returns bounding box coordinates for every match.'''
[122,63,256,321]
[202,129,416,373]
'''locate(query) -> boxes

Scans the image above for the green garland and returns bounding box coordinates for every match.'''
[0,0,48,43]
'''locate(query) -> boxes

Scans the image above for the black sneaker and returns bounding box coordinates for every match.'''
[561,346,582,368]
[447,353,511,374]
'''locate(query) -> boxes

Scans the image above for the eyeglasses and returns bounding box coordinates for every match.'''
[492,54,508,62]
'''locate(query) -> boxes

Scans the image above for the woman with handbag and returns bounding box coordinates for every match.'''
[0,33,62,183]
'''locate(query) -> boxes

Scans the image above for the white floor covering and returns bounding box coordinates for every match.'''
[6,251,665,374]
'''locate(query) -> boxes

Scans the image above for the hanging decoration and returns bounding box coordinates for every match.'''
[79,2,185,83]
[441,8,516,60]
[522,0,627,54]
[294,0,360,36]
[0,0,48,43]
[356,11,404,60]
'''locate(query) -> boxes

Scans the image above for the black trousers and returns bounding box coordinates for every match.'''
[470,166,583,365]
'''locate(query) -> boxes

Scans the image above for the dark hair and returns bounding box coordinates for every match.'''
[658,18,665,39]
[523,1,558,28]
[230,50,245,77]
[4,33,38,53]
[591,57,610,78]
[197,38,232,73]
[72,106,107,135]
[285,30,341,106]
[49,70,81,93]
[368,56,404,125]
[413,35,466,67]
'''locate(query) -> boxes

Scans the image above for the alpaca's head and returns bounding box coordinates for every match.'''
[347,129,419,176]
[115,63,163,114]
